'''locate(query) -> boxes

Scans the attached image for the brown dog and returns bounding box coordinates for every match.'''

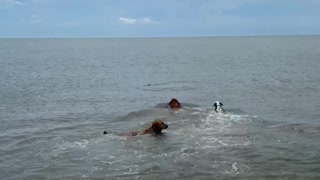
[168,98,181,109]
[104,119,168,136]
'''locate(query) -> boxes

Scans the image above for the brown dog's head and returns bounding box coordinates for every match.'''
[151,119,168,134]
[168,98,181,109]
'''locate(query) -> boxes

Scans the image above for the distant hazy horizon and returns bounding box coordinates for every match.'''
[1,34,320,39]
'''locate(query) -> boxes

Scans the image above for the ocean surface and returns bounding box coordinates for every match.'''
[0,36,320,180]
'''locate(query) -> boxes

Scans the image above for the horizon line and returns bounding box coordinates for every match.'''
[1,34,319,39]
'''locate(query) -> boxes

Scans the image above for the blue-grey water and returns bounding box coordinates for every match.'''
[0,36,320,180]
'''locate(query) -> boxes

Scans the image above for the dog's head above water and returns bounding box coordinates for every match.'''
[130,119,168,136]
[150,119,168,134]
[213,101,224,112]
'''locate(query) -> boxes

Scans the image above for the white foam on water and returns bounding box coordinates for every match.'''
[232,162,239,172]
[186,109,255,155]
[74,139,89,148]
[78,107,256,178]
[223,161,251,175]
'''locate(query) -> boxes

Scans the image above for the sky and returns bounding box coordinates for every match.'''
[0,0,319,38]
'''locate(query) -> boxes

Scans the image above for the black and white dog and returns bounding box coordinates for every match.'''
[213,101,224,113]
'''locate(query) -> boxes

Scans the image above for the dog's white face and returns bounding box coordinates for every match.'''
[213,101,224,112]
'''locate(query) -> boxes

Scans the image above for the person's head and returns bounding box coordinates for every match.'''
[168,98,181,109]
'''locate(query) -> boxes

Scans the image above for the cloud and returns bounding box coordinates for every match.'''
[119,17,137,24]
[10,0,21,5]
[119,17,157,25]
[31,0,55,4]
[140,17,157,24]
[0,0,22,6]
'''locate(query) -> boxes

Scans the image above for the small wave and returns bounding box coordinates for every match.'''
[74,139,89,148]
[223,162,251,175]
[57,139,89,150]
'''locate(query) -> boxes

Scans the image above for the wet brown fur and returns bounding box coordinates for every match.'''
[125,119,168,136]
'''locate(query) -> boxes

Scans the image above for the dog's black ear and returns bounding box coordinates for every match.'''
[220,103,223,106]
